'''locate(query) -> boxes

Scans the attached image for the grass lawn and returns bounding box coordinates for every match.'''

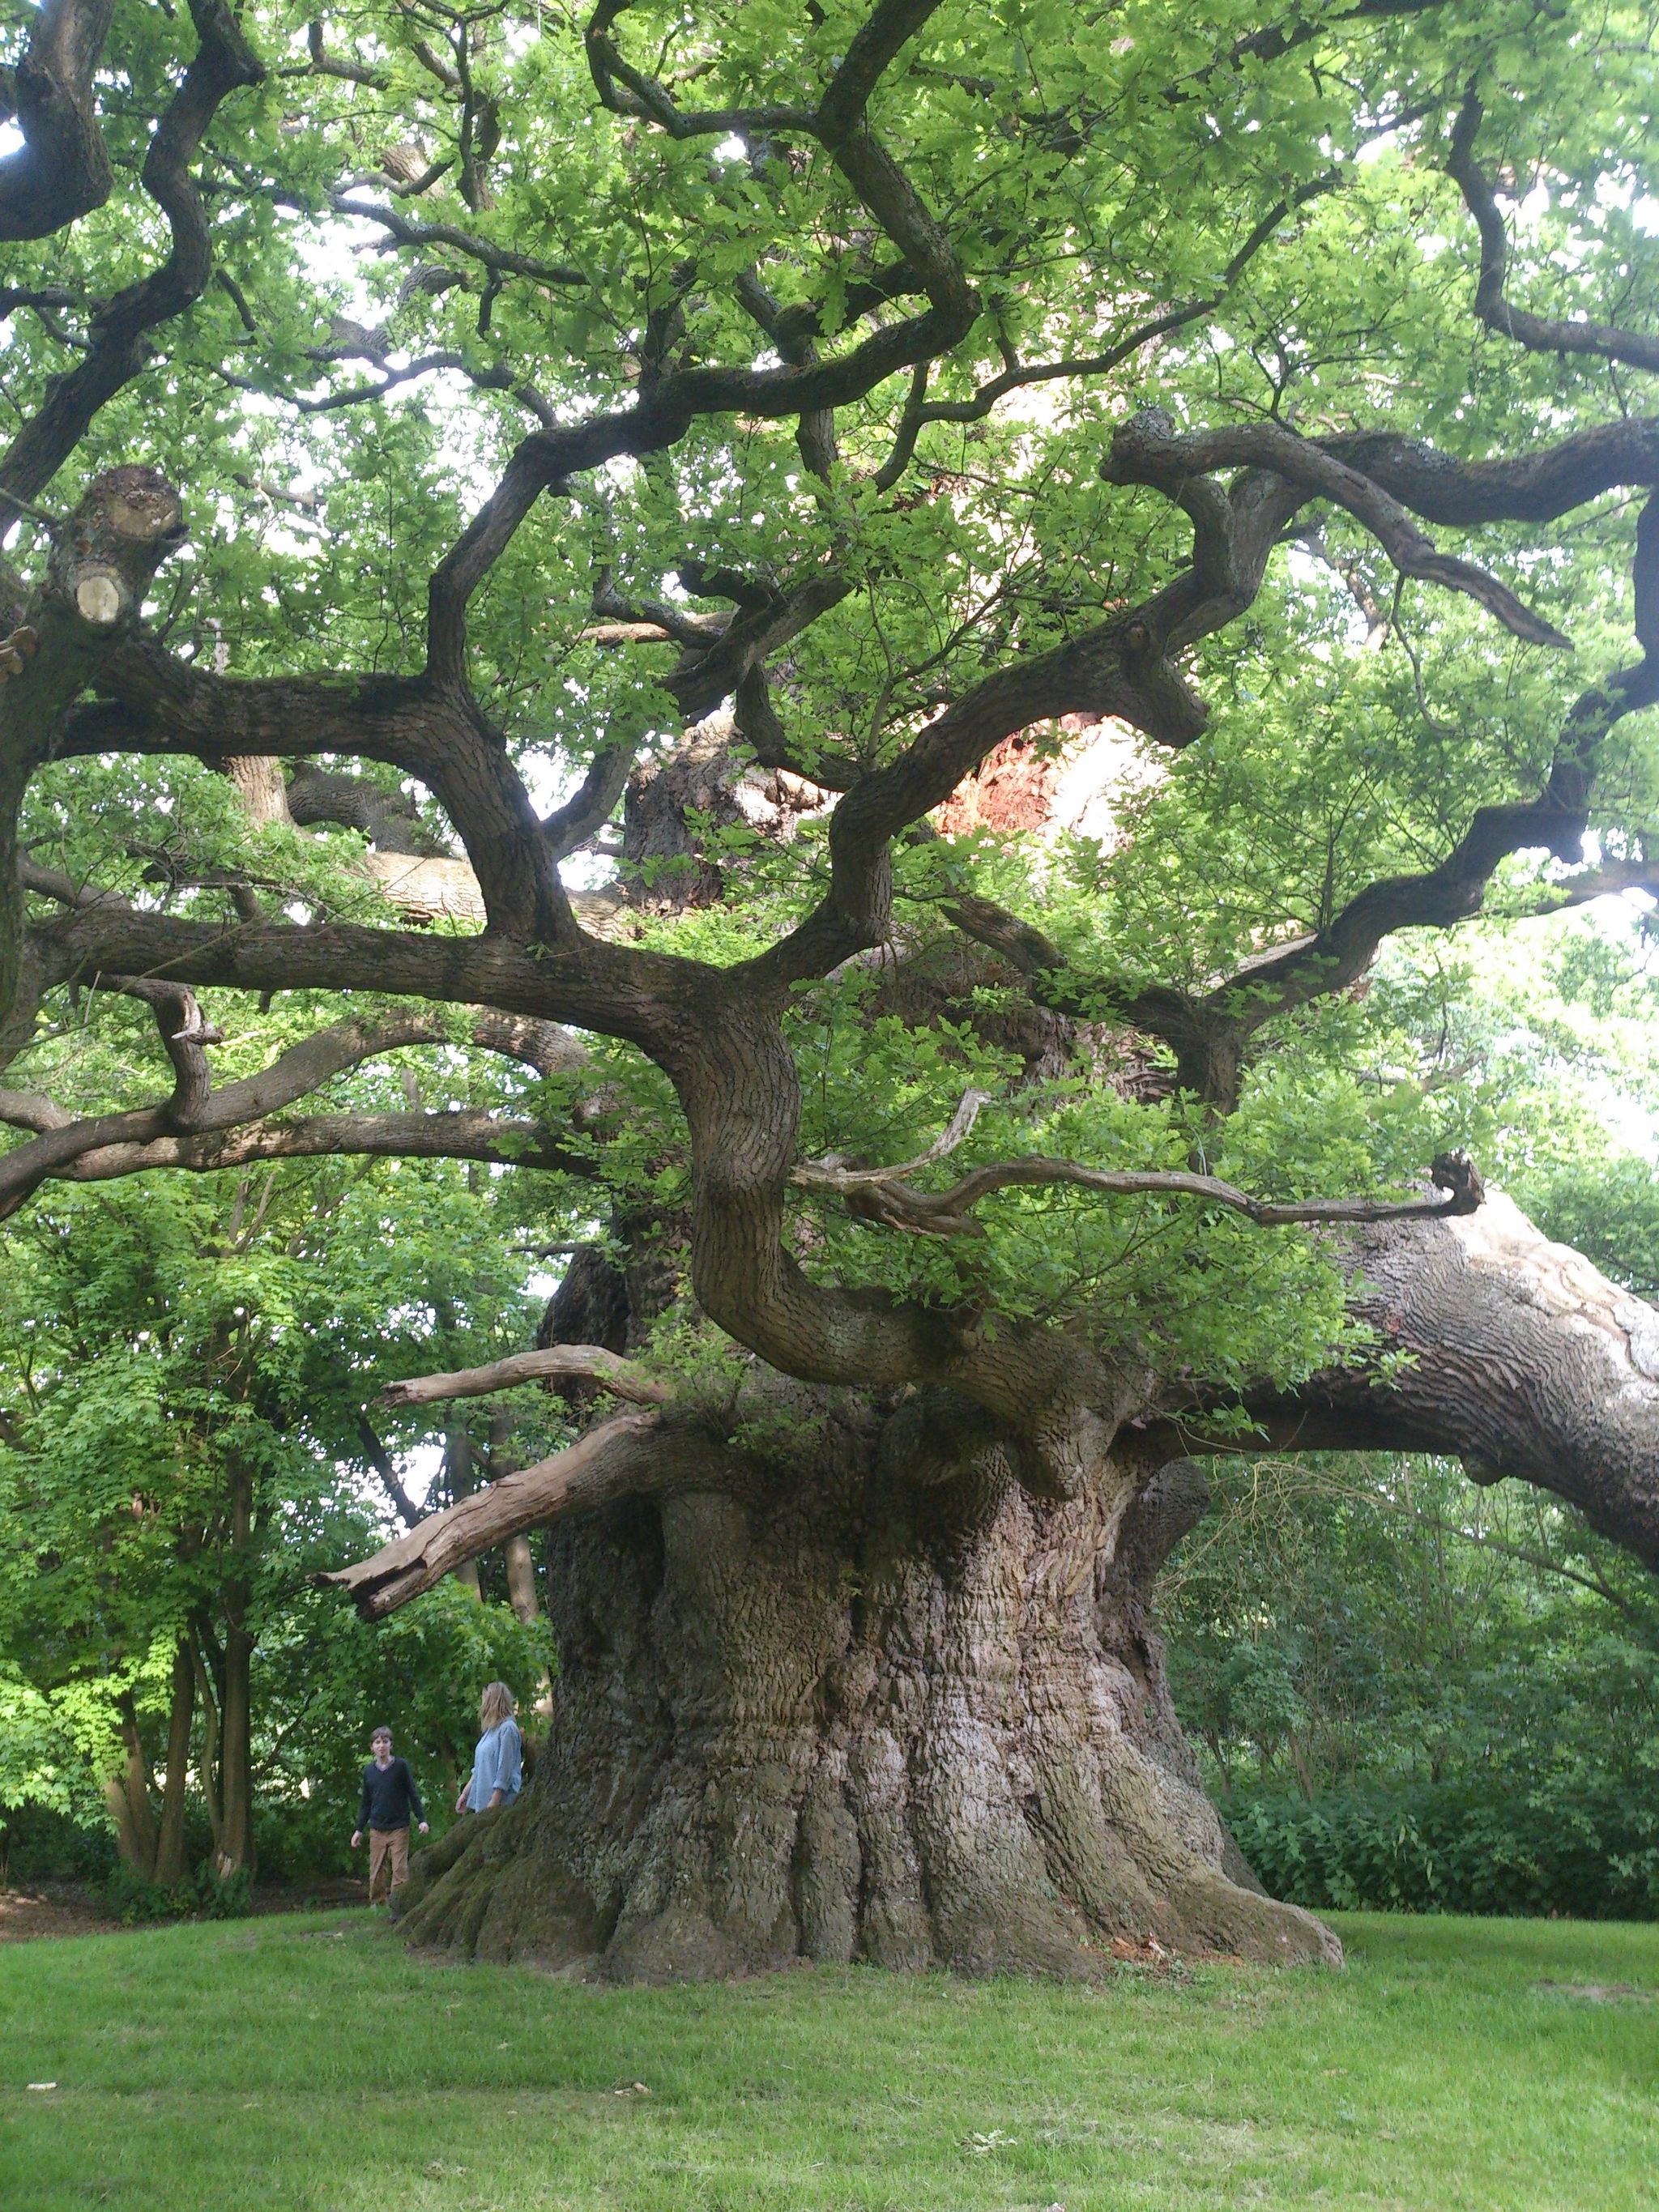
[2,1909,1655,2210]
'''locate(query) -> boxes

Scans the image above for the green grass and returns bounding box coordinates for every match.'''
[2,1911,1656,2210]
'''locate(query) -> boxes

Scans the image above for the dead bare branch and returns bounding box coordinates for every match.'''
[380,1344,674,1409]
[321,1409,692,1617]
[797,1141,1483,1239]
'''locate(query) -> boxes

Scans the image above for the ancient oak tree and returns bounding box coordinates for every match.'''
[3,0,1659,1974]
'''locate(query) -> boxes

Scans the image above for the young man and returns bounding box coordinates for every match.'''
[349,1725,429,1905]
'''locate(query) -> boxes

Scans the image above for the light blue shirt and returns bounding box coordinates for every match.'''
[469,1716,522,1809]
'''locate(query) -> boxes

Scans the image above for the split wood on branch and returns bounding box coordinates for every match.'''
[2,470,188,1066]
[322,1409,708,1618]
[380,1344,674,1410]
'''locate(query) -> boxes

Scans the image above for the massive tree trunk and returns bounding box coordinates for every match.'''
[365,1176,1659,1984]
[393,1406,1337,1978]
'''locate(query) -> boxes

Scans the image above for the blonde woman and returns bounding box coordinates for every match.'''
[455,1681,523,1813]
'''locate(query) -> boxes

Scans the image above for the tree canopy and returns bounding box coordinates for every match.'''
[3,0,1659,1972]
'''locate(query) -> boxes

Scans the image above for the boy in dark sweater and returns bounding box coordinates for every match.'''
[350,1726,429,1903]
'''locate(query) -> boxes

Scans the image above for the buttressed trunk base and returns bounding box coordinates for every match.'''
[394,1409,1339,1978]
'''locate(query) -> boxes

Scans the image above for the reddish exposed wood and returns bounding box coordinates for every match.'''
[933,734,1065,837]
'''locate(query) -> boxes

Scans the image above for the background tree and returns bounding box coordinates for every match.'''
[0,1136,553,1886]
[1166,1448,1659,1915]
[3,0,1659,1975]
[1162,906,1659,1915]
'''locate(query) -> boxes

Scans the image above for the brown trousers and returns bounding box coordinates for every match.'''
[367,1824,409,1903]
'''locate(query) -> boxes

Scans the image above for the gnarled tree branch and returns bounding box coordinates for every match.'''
[0,999,591,1214]
[1447,92,1659,376]
[795,1132,1482,1240]
[0,0,115,242]
[1141,1191,1659,1571]
[322,1409,712,1617]
[0,0,264,526]
[1101,412,1573,650]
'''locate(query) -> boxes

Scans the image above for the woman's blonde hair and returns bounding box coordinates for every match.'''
[480,1681,516,1731]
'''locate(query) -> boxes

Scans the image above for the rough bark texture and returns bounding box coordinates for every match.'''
[1204,1196,1659,1571]
[394,1409,1336,1978]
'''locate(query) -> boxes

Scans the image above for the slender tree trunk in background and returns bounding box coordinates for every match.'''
[486,1411,549,1715]
[396,1409,1333,1977]
[502,1534,539,1625]
[190,1629,224,1858]
[433,1297,483,1594]
[104,1692,160,1876]
[486,1413,541,1627]
[446,1423,482,1598]
[151,1639,195,1886]
[215,1621,254,1877]
[213,1452,257,1877]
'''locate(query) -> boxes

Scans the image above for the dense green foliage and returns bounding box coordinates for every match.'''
[1154,914,1659,1916]
[1231,1783,1659,1919]
[0,1154,555,1892]
[5,0,1657,1377]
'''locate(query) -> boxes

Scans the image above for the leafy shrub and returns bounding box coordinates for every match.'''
[252,1793,360,1883]
[0,1803,118,1886]
[1230,1782,1659,1920]
[100,1860,254,1924]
